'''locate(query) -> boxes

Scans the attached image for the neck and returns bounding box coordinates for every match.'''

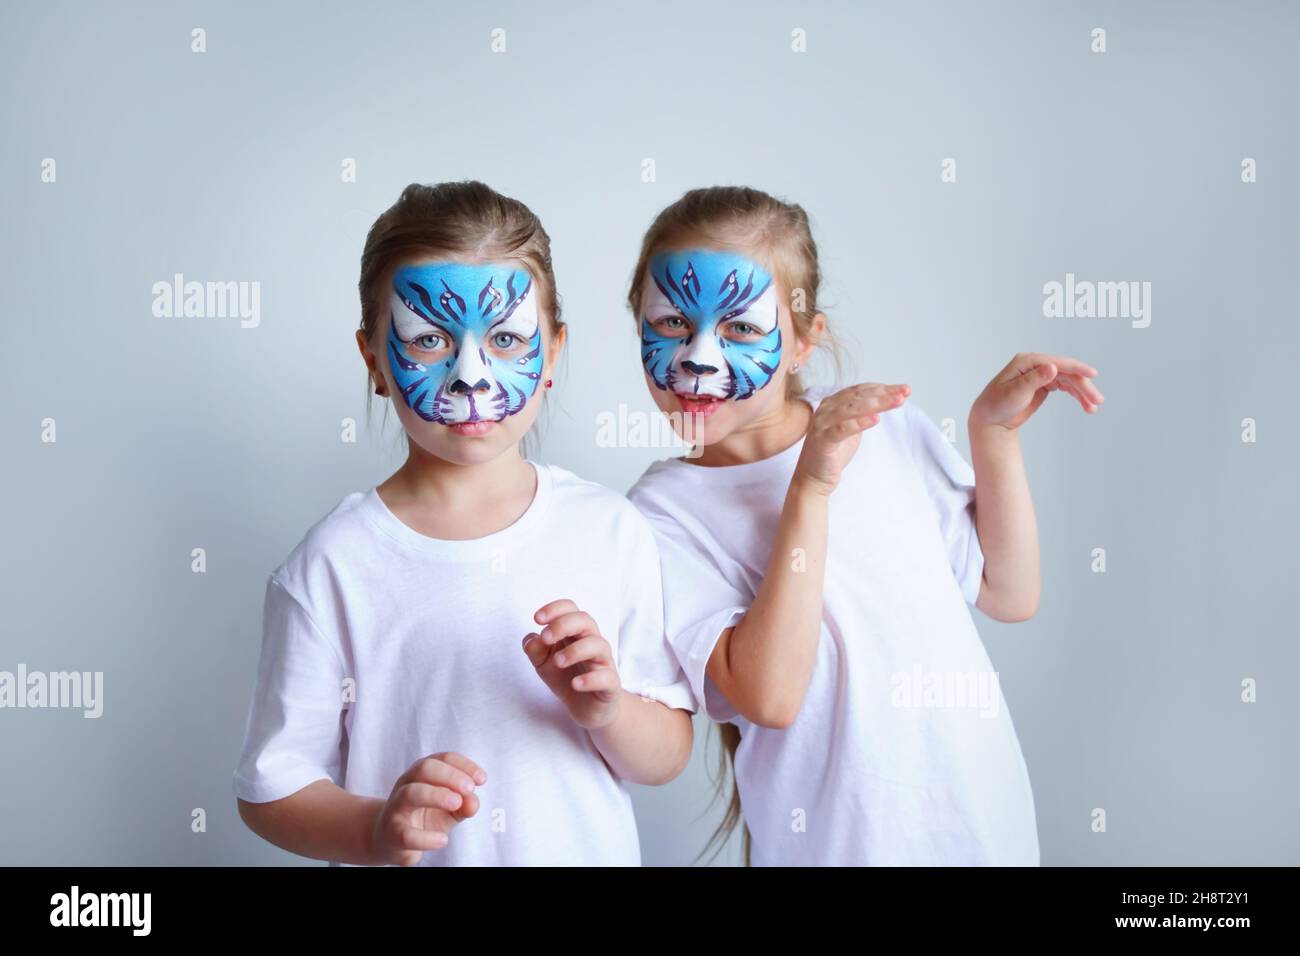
[694,395,813,467]
[383,440,533,510]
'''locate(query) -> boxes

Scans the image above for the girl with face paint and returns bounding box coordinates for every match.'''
[626,186,1103,866]
[234,182,694,866]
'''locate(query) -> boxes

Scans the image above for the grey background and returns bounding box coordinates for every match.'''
[2,0,1296,866]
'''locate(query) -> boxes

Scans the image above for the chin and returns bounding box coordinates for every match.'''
[401,408,536,465]
[650,391,733,446]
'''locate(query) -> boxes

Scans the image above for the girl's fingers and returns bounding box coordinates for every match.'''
[522,632,550,667]
[1012,353,1098,379]
[824,382,910,413]
[397,824,451,852]
[394,782,464,815]
[827,414,879,440]
[1058,371,1104,405]
[1052,377,1097,413]
[539,610,599,646]
[818,388,907,427]
[449,789,481,821]
[570,665,620,694]
[431,751,487,787]
[1004,362,1056,403]
[552,635,612,669]
[534,599,579,625]
[403,755,480,794]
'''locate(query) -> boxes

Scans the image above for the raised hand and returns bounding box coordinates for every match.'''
[793,382,910,495]
[523,599,622,730]
[969,352,1102,432]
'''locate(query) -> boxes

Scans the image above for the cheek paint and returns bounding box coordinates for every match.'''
[387,262,543,425]
[640,248,782,403]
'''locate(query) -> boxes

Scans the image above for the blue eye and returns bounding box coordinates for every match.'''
[729,322,757,335]
[491,331,520,349]
[412,332,445,351]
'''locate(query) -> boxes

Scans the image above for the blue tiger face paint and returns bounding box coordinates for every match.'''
[640,249,782,407]
[387,261,543,425]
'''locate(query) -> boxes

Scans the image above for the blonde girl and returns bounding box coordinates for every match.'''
[234,181,694,866]
[626,186,1103,865]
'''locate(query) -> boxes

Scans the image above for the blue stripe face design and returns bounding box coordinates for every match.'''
[387,262,543,424]
[640,249,783,401]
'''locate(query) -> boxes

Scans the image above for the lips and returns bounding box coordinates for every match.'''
[675,393,727,418]
[448,420,499,437]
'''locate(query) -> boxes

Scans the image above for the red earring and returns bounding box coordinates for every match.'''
[544,379,553,389]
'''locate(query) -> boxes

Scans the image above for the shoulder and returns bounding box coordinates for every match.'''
[270,490,372,599]
[540,462,657,545]
[626,457,686,514]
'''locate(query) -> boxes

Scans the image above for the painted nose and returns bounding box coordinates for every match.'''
[449,377,492,395]
[682,360,718,376]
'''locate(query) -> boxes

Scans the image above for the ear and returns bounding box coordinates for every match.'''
[545,321,567,372]
[356,328,387,395]
[797,311,827,364]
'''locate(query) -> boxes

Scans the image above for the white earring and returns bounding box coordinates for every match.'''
[792,362,801,373]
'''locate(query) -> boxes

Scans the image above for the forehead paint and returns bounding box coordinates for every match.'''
[387,262,543,424]
[640,249,782,400]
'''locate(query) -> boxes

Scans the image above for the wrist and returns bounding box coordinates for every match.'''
[968,417,1020,447]
[582,688,625,732]
[361,798,387,866]
[790,472,837,499]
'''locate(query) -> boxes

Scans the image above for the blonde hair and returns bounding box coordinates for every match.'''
[628,185,847,865]
[627,185,844,400]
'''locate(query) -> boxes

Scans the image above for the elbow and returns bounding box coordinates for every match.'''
[741,688,803,729]
[236,798,258,833]
[982,594,1039,623]
[654,718,695,785]
[977,578,1040,623]
[237,797,272,838]
[995,605,1036,624]
[628,708,694,786]
[646,750,691,786]
[711,638,807,729]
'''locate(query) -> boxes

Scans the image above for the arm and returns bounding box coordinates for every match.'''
[588,692,693,785]
[969,427,1040,621]
[707,383,911,729]
[968,352,1103,622]
[238,752,486,866]
[705,477,829,728]
[238,781,386,866]
[525,600,693,785]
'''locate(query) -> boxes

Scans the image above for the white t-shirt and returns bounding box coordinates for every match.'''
[628,397,1040,866]
[233,461,693,866]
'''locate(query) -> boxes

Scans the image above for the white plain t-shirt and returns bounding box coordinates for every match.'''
[628,396,1040,866]
[233,461,694,866]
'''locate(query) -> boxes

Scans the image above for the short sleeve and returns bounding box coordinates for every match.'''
[614,511,697,712]
[905,403,986,605]
[640,516,749,725]
[232,575,348,803]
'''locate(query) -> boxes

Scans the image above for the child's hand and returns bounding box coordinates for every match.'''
[969,352,1103,433]
[794,382,911,495]
[523,600,622,731]
[371,752,486,866]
